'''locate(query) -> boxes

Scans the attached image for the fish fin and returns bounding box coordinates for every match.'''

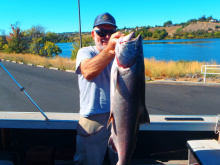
[107,112,114,128]
[107,112,117,135]
[139,106,150,124]
[108,136,118,153]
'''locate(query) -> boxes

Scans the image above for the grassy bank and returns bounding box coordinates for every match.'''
[0,53,219,83]
[0,53,75,71]
[144,58,220,83]
[145,58,204,78]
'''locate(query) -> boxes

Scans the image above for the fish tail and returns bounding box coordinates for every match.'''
[140,107,150,124]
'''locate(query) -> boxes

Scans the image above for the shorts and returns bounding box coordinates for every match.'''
[73,112,118,165]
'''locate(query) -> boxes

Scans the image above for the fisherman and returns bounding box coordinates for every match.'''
[74,12,124,165]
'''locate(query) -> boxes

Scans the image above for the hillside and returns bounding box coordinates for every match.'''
[182,22,220,32]
[149,22,220,37]
[149,25,182,36]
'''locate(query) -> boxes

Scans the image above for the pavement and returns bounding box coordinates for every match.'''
[1,60,220,115]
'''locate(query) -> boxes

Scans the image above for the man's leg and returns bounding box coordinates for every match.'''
[74,113,110,165]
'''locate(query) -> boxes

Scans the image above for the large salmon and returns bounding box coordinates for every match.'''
[108,32,150,165]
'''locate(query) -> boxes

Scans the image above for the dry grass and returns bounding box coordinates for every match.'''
[1,53,219,83]
[0,52,75,70]
[144,58,219,80]
[182,22,220,32]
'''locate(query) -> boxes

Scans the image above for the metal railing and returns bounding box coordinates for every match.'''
[201,65,220,82]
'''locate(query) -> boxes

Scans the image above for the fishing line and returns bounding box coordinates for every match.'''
[0,60,49,120]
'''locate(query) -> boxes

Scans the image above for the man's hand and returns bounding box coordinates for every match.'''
[106,32,124,55]
[80,32,124,81]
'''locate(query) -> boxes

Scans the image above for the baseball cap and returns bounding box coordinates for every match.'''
[93,12,117,28]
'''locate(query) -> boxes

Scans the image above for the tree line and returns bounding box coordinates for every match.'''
[125,15,220,40]
[163,15,220,28]
[1,15,220,59]
[0,23,77,57]
[130,26,220,40]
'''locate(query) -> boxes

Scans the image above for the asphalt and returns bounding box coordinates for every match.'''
[0,60,220,115]
[0,60,79,113]
[145,81,220,115]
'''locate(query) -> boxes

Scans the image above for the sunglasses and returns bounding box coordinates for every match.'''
[94,29,116,37]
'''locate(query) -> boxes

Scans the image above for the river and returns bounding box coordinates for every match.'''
[56,38,220,63]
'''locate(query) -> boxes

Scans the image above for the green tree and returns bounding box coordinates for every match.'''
[29,37,45,55]
[46,32,59,43]
[214,31,220,38]
[6,23,27,53]
[24,25,45,38]
[135,27,152,38]
[198,15,206,22]
[40,41,62,57]
[0,37,3,51]
[30,38,61,57]
[152,29,159,38]
[152,29,168,40]
[163,20,172,27]
[206,16,213,22]
[0,36,7,51]
[71,35,94,60]
[26,25,62,57]
[23,25,46,48]
[182,19,197,27]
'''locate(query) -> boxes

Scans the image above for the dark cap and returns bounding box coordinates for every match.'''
[93,12,117,28]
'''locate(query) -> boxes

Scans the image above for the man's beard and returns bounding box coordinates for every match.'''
[95,35,107,51]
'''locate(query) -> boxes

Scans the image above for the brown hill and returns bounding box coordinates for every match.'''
[182,22,220,32]
[149,22,220,37]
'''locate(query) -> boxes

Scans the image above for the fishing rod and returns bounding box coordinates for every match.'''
[0,59,49,120]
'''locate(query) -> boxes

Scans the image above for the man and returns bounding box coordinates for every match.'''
[74,12,123,165]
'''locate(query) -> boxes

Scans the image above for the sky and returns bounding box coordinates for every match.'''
[1,0,220,35]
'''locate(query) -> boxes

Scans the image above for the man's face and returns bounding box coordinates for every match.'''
[92,24,116,51]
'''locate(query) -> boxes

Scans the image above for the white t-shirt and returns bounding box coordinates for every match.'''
[75,46,113,117]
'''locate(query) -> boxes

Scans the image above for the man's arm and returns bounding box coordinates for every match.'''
[80,32,122,81]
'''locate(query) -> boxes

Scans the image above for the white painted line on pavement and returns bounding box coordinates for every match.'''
[49,67,59,70]
[65,70,75,73]
[37,65,45,68]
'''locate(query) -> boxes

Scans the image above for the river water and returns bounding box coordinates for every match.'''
[56,38,220,63]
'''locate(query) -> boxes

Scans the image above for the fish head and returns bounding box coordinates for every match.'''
[115,32,143,68]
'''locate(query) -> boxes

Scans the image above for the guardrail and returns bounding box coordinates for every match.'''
[201,65,220,82]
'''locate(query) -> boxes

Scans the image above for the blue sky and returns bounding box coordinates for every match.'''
[1,0,220,35]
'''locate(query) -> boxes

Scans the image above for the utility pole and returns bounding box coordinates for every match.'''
[78,0,82,48]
